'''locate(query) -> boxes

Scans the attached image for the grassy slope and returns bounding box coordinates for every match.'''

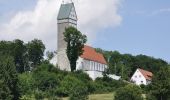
[62,93,114,100]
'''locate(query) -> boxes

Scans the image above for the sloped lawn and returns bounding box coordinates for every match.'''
[62,93,114,100]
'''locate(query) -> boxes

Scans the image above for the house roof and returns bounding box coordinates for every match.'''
[80,45,107,64]
[57,3,74,20]
[138,68,153,80]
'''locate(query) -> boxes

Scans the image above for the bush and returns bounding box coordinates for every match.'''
[115,84,143,100]
[93,77,127,94]
[69,81,88,100]
[146,94,157,100]
[18,73,34,95]
[57,75,89,98]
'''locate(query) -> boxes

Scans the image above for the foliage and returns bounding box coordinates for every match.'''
[69,79,89,100]
[46,51,54,61]
[26,39,45,67]
[93,77,127,94]
[0,40,26,73]
[96,49,168,80]
[32,64,60,91]
[18,73,34,95]
[64,27,87,71]
[148,66,170,100]
[114,84,143,100]
[0,55,20,100]
[0,39,45,72]
[0,80,12,100]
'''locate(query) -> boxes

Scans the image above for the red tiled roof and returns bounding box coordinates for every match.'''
[138,68,153,80]
[80,45,107,64]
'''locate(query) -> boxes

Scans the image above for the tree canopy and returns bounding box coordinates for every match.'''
[148,66,170,100]
[64,27,87,71]
[0,55,20,100]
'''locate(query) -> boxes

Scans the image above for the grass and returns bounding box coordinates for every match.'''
[89,93,114,100]
[62,93,114,100]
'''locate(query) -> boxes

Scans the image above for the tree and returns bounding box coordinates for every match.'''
[0,55,20,100]
[0,80,12,100]
[64,27,87,72]
[115,84,143,100]
[46,51,54,61]
[12,39,26,73]
[33,64,60,91]
[149,66,170,100]
[26,39,45,67]
[18,73,34,96]
[69,82,88,100]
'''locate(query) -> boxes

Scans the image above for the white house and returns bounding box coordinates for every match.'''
[130,68,153,85]
[76,45,108,80]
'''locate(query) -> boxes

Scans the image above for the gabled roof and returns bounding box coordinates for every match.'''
[138,68,153,80]
[57,3,75,20]
[80,45,107,64]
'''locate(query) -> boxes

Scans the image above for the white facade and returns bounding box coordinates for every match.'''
[130,69,151,85]
[76,57,107,80]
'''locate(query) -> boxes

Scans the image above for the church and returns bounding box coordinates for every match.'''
[57,2,108,80]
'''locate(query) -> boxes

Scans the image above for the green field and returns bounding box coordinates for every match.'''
[62,93,114,100]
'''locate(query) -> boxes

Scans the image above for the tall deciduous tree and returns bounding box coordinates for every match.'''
[64,27,87,72]
[0,55,20,100]
[12,39,26,73]
[149,66,170,100]
[26,39,45,67]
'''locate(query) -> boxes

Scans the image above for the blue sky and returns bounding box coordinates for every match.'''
[94,0,170,62]
[0,0,170,62]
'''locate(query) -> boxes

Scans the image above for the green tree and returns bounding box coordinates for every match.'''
[115,84,143,100]
[64,27,87,72]
[0,55,20,100]
[149,66,170,100]
[18,73,34,95]
[26,39,45,67]
[12,39,26,73]
[46,51,54,61]
[69,82,88,100]
[0,80,12,100]
[33,64,60,91]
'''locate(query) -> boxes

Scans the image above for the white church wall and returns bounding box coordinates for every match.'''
[131,69,147,85]
[85,71,103,80]
[76,57,108,80]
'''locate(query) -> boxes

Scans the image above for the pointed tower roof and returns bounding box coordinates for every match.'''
[57,3,76,20]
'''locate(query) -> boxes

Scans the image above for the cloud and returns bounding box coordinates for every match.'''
[0,0,122,51]
[150,8,170,16]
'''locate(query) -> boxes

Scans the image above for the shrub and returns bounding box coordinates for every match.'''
[57,75,89,98]
[115,84,143,100]
[18,73,34,95]
[93,77,127,94]
[33,71,59,91]
[69,81,88,100]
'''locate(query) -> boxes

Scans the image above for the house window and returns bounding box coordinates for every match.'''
[135,75,137,78]
[141,81,143,84]
[139,75,141,78]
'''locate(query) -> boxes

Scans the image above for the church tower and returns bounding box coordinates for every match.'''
[57,2,77,71]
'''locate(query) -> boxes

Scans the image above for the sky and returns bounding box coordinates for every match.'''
[0,0,170,62]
